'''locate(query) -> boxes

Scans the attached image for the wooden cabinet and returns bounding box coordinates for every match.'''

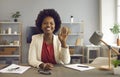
[85,45,101,63]
[0,22,22,64]
[61,22,84,63]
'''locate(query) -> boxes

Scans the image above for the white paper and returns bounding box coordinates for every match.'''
[0,64,31,74]
[64,64,95,71]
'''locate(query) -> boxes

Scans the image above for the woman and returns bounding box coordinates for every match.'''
[28,9,70,70]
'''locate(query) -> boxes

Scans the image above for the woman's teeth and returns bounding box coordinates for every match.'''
[46,28,51,30]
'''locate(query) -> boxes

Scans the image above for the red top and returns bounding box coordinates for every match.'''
[41,41,56,64]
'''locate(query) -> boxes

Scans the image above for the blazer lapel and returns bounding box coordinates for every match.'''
[37,34,44,60]
[53,35,59,63]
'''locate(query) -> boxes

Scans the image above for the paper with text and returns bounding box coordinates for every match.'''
[0,64,31,74]
[64,64,95,71]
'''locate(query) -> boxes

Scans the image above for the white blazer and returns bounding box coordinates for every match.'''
[28,34,71,68]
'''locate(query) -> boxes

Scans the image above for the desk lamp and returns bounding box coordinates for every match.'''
[89,31,120,70]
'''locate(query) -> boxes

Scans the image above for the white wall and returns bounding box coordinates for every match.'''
[0,0,99,63]
[99,0,116,44]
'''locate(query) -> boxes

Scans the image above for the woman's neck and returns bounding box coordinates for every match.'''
[43,33,53,44]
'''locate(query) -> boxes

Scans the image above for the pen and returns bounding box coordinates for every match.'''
[8,67,20,71]
[77,65,89,68]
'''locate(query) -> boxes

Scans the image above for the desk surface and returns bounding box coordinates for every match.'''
[0,64,119,77]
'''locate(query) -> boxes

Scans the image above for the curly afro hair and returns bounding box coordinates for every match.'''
[36,9,61,33]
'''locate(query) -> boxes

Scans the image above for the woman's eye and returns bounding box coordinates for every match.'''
[43,22,47,25]
[50,23,53,25]
[43,22,54,26]
[50,22,55,25]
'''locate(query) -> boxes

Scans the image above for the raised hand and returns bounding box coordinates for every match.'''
[58,26,70,48]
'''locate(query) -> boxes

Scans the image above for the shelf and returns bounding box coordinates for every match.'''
[70,54,83,57]
[0,33,21,35]
[0,22,22,64]
[61,22,83,24]
[62,22,84,63]
[69,44,84,46]
[0,45,20,47]
[68,33,83,35]
[0,22,21,24]
[0,55,20,57]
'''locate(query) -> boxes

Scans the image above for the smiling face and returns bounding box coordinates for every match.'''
[41,16,55,34]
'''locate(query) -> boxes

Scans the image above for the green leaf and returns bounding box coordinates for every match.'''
[110,24,120,34]
[11,11,21,18]
[112,60,120,68]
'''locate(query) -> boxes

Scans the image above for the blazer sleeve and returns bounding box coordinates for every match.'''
[28,35,42,68]
[60,46,71,64]
[55,35,70,64]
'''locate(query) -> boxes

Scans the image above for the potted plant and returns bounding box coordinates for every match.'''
[110,24,120,46]
[112,60,120,75]
[11,11,21,22]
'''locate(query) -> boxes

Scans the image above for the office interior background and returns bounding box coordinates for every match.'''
[0,0,119,64]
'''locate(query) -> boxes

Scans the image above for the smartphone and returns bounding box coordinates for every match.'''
[38,70,51,75]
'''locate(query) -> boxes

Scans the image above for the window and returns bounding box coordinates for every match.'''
[117,0,120,23]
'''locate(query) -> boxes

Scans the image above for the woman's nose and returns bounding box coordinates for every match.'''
[46,23,51,27]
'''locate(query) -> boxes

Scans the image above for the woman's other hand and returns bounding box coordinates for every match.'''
[39,63,54,70]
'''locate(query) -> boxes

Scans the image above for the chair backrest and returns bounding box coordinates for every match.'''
[26,27,40,43]
[26,26,59,43]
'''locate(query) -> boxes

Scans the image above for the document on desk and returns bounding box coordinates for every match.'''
[64,64,95,71]
[0,64,31,74]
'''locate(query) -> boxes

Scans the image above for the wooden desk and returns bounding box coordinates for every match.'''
[0,64,119,77]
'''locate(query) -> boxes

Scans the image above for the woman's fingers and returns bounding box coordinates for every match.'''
[58,26,70,41]
[44,63,54,70]
[60,26,69,35]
